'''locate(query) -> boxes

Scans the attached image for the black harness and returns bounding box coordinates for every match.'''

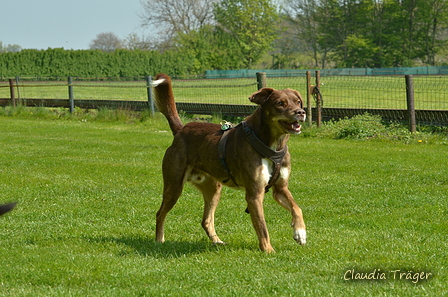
[218,121,287,193]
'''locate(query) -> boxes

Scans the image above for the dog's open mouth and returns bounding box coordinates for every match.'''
[280,121,302,133]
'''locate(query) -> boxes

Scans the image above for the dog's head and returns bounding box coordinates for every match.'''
[249,88,306,134]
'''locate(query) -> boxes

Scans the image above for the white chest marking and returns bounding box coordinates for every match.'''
[261,159,271,184]
[280,166,290,180]
[261,158,290,184]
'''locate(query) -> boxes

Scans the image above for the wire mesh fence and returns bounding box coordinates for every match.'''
[266,74,448,110]
[1,74,447,126]
[171,77,259,105]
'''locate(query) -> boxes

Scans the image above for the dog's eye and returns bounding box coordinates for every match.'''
[276,101,286,107]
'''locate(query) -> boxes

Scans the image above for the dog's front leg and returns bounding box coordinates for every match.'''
[245,189,275,253]
[273,185,306,245]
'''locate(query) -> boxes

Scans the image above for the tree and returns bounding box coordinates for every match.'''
[175,25,245,72]
[139,0,217,43]
[0,41,22,53]
[337,34,380,67]
[214,0,280,68]
[283,0,325,68]
[417,0,448,65]
[89,32,122,52]
[123,33,152,50]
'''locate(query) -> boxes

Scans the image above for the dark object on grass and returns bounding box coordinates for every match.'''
[0,202,17,216]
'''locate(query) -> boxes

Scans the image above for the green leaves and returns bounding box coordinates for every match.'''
[214,0,280,68]
[0,48,196,78]
[289,0,448,68]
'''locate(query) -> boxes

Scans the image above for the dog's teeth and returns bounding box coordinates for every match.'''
[291,122,301,132]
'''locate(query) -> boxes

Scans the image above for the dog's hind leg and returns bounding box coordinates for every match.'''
[155,183,184,243]
[191,174,225,244]
[155,152,187,243]
[272,185,306,245]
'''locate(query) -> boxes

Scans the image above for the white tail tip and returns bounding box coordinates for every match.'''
[151,78,165,87]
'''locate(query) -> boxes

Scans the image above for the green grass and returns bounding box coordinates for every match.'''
[0,114,447,296]
[2,75,448,109]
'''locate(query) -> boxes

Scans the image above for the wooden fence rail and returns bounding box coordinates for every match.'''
[1,74,447,129]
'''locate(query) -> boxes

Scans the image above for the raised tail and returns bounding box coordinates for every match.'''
[152,73,183,135]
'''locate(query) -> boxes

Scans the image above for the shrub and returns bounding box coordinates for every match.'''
[315,113,387,139]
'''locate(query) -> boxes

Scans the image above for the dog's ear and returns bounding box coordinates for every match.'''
[286,88,302,99]
[249,88,275,105]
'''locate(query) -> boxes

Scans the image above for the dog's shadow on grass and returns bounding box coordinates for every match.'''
[87,235,225,258]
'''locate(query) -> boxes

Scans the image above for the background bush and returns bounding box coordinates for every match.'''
[0,48,196,78]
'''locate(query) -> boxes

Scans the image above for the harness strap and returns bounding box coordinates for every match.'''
[218,128,239,187]
[218,121,288,215]
[242,121,287,193]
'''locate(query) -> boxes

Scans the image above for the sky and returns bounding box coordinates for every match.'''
[1,0,149,50]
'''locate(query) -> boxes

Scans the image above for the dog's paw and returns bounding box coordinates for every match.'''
[212,240,228,246]
[293,229,306,245]
[151,78,165,87]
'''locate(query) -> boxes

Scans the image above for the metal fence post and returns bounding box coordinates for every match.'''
[405,75,416,133]
[9,79,15,107]
[306,71,312,125]
[68,77,74,113]
[256,72,267,89]
[146,76,155,116]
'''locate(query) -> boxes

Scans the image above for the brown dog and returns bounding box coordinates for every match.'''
[153,74,306,253]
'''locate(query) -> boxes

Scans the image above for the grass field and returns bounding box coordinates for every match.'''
[1,75,448,110]
[0,114,446,296]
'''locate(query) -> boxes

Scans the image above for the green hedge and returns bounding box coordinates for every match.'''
[0,48,196,78]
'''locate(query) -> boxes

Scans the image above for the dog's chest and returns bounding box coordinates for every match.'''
[260,158,289,184]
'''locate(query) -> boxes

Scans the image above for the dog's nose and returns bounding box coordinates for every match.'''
[296,109,306,116]
[295,109,306,122]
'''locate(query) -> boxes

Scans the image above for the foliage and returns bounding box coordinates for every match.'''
[0,41,22,53]
[175,25,246,73]
[326,113,389,139]
[336,34,380,68]
[0,48,198,78]
[284,0,448,68]
[214,0,280,68]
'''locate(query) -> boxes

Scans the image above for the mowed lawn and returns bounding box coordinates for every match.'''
[0,116,447,296]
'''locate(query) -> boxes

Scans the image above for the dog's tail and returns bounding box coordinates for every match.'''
[152,73,183,135]
[0,202,17,216]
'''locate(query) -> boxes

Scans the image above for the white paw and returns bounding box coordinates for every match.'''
[212,240,227,245]
[293,229,306,245]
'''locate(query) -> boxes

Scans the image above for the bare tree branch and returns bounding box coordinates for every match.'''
[89,32,123,52]
[139,0,217,41]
